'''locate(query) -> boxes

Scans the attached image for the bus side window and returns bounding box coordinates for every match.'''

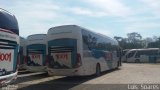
[135,51,140,58]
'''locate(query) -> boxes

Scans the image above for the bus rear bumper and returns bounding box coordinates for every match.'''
[25,66,47,72]
[47,68,84,76]
[0,71,17,87]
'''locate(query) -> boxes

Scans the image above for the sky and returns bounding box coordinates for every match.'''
[0,0,160,38]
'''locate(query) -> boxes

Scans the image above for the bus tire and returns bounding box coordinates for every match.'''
[95,63,101,76]
[135,59,140,63]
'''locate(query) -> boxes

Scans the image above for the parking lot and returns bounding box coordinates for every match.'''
[3,63,160,90]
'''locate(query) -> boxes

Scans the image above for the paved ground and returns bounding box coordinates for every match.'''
[2,63,160,90]
[84,63,160,84]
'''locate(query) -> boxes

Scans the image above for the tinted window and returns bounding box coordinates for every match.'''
[135,50,158,58]
[82,29,118,51]
[0,10,19,35]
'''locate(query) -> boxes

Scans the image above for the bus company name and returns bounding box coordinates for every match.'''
[0,52,11,62]
[32,54,40,60]
[56,53,68,60]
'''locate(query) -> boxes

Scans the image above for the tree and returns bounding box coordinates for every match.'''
[127,32,144,49]
[114,33,160,49]
[143,37,153,48]
[127,32,142,43]
[147,36,160,48]
[114,36,123,42]
[114,32,145,49]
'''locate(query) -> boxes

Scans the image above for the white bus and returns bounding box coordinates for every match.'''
[26,34,47,72]
[47,25,121,76]
[19,37,26,69]
[126,48,160,63]
[121,49,130,62]
[0,9,19,86]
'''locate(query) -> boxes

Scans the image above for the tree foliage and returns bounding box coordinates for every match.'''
[114,32,160,49]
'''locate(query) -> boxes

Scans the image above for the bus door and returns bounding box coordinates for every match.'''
[126,51,136,62]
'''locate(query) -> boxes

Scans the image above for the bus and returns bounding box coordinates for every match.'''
[126,48,160,63]
[26,34,47,72]
[19,37,26,69]
[47,25,121,76]
[0,9,19,86]
[121,49,130,62]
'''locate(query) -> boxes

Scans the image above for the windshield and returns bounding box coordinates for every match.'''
[127,51,136,58]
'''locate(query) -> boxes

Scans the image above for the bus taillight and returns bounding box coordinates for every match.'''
[75,53,82,68]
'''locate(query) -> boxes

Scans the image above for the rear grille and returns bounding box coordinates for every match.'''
[0,39,17,49]
[28,49,44,54]
[49,46,73,53]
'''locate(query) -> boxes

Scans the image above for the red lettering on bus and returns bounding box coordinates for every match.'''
[31,54,40,60]
[0,52,11,62]
[56,53,68,60]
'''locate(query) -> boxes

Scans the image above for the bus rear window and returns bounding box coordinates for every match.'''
[0,10,19,35]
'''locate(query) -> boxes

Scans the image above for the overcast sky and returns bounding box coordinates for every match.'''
[1,0,160,38]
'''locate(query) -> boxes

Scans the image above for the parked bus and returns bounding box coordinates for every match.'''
[126,48,160,63]
[26,34,47,72]
[47,25,121,76]
[19,37,26,69]
[0,9,19,86]
[121,49,130,62]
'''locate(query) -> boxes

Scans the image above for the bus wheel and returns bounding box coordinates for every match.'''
[135,59,140,63]
[95,64,101,76]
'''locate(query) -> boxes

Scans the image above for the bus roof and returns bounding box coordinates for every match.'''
[48,25,118,45]
[27,34,46,38]
[0,8,19,35]
[27,34,46,40]
[27,34,47,45]
[128,48,160,51]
